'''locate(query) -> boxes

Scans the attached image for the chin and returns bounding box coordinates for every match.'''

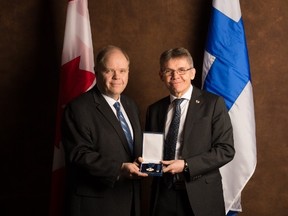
[172,87,183,93]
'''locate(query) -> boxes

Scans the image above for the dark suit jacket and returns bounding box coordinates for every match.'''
[145,87,235,216]
[62,86,142,216]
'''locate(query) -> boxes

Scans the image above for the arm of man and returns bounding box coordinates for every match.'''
[62,103,123,184]
[184,96,235,178]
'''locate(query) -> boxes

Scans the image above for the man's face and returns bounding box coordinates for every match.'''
[97,49,129,100]
[160,57,196,97]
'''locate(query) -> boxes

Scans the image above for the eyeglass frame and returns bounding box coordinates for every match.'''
[161,67,193,76]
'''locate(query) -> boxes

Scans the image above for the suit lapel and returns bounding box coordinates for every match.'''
[121,97,140,156]
[92,87,133,156]
[159,97,170,131]
[121,97,137,136]
[183,87,203,145]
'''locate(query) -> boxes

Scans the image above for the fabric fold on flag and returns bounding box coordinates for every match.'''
[49,0,95,215]
[202,0,257,214]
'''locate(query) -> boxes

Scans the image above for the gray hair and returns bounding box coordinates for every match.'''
[160,47,194,72]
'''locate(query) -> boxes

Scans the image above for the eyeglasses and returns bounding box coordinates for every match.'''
[162,68,193,76]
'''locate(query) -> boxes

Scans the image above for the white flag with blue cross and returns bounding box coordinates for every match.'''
[202,0,257,214]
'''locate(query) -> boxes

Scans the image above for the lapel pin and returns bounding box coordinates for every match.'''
[196,100,200,104]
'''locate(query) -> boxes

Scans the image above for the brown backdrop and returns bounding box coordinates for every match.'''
[0,0,287,215]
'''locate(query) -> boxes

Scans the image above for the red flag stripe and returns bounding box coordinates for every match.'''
[50,0,95,215]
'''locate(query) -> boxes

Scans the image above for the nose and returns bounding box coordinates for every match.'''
[112,70,121,78]
[170,70,180,79]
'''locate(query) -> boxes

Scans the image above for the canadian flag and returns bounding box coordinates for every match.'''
[49,0,95,215]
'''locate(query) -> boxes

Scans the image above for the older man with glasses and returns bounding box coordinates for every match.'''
[145,47,235,216]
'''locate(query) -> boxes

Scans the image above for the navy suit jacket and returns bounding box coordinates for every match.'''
[62,86,142,216]
[145,87,235,216]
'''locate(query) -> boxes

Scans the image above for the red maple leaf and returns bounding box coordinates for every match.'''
[54,56,95,147]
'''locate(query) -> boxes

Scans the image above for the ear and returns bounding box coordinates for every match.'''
[190,68,196,80]
[159,71,164,81]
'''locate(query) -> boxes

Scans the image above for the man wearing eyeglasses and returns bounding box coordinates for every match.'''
[145,47,235,216]
[62,45,148,216]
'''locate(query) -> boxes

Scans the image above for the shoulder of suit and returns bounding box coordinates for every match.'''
[148,96,170,109]
[66,88,96,109]
[120,94,139,109]
[195,87,221,100]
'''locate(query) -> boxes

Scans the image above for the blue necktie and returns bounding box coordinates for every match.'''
[164,98,184,160]
[164,98,184,188]
[114,102,134,154]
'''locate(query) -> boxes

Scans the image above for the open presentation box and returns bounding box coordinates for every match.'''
[140,132,164,176]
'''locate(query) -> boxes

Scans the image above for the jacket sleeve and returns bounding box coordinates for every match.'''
[61,103,122,187]
[185,96,235,178]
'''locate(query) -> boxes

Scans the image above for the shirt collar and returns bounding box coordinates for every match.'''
[102,94,121,107]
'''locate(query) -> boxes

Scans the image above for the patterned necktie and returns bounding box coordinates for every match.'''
[114,102,134,154]
[163,98,184,188]
[164,98,184,160]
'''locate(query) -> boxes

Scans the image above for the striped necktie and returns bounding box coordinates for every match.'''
[114,102,134,154]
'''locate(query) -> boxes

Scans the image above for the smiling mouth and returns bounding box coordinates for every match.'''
[111,82,122,86]
[171,81,182,85]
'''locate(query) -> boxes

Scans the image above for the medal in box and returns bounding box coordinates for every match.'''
[140,132,164,176]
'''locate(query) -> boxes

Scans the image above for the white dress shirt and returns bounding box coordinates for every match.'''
[164,85,193,159]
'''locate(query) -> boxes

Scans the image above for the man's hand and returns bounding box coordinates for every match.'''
[161,159,185,174]
[121,157,148,179]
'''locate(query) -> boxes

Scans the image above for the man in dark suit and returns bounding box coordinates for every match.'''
[62,45,148,216]
[145,47,235,216]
